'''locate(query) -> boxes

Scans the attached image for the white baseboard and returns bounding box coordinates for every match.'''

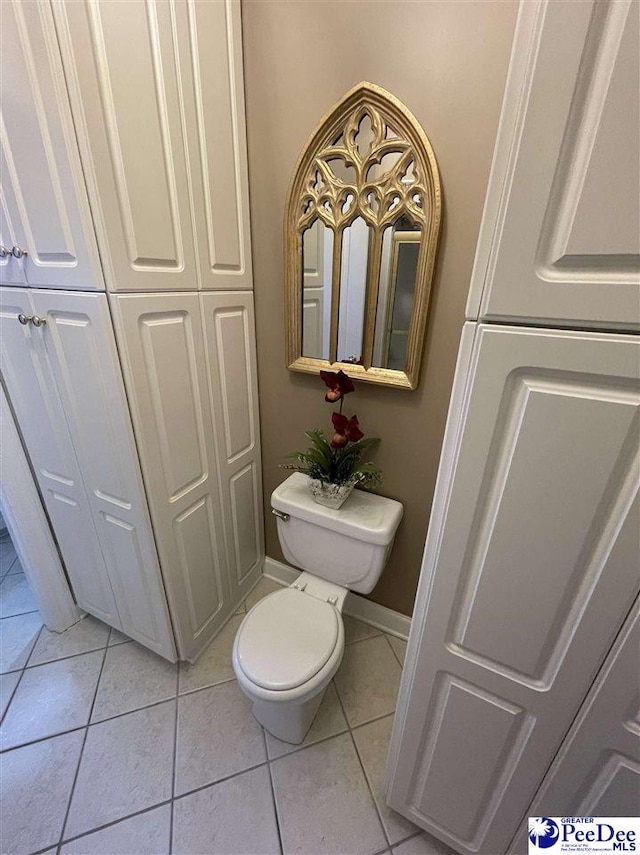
[263,556,411,640]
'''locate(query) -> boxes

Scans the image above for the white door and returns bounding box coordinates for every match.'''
[467,0,639,330]
[386,324,640,855]
[200,292,264,599]
[31,290,176,660]
[52,0,198,292]
[0,288,120,626]
[0,1,103,290]
[302,220,328,358]
[509,598,640,854]
[110,293,237,661]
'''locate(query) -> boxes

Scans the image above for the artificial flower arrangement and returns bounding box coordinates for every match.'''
[282,370,382,509]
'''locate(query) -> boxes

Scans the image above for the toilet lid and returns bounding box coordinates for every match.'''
[236,588,340,691]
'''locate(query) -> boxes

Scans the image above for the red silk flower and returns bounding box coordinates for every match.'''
[331,412,364,448]
[320,369,355,403]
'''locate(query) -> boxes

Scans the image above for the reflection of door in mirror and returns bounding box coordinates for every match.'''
[338,216,370,364]
[373,219,420,369]
[302,221,333,360]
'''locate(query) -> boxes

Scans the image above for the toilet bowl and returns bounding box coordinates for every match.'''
[233,472,403,744]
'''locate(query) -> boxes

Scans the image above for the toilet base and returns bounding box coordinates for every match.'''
[251,686,327,744]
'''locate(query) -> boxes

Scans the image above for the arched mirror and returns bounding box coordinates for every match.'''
[284,82,441,389]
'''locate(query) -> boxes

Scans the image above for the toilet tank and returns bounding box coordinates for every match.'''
[271,473,404,594]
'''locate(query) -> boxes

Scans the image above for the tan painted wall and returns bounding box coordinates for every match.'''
[242,0,519,616]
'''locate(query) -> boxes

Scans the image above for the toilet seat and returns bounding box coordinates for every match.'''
[235,588,340,691]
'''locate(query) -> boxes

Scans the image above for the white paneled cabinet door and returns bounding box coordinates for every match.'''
[31,290,176,660]
[509,599,640,854]
[386,324,640,855]
[53,0,197,291]
[111,294,235,661]
[0,1,103,290]
[0,288,119,627]
[468,0,640,330]
[201,293,263,600]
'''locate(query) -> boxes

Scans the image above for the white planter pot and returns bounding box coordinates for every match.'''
[308,477,356,510]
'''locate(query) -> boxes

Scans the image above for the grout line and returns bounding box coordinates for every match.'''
[0,607,41,621]
[382,632,406,669]
[262,727,284,855]
[168,664,179,854]
[57,628,112,847]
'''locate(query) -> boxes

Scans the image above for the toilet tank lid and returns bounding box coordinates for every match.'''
[271,473,403,546]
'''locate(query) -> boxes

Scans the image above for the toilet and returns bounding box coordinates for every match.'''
[232,472,403,744]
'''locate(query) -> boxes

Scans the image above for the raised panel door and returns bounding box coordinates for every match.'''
[32,290,176,660]
[110,292,231,660]
[509,598,640,854]
[0,287,119,625]
[468,0,640,329]
[0,1,103,290]
[53,0,197,291]
[386,324,640,855]
[200,292,263,600]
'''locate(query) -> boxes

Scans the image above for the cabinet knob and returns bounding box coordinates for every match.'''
[11,246,27,259]
[0,246,9,259]
[31,315,47,327]
[17,313,32,325]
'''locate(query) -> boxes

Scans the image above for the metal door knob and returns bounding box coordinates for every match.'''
[17,313,32,325]
[11,246,27,259]
[31,315,47,327]
[0,246,9,258]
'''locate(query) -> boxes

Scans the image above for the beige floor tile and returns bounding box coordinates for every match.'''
[334,634,402,726]
[61,804,171,854]
[386,634,408,666]
[0,729,84,854]
[344,614,382,644]
[0,539,18,577]
[91,641,177,722]
[393,831,458,855]
[0,611,42,673]
[65,700,175,838]
[0,573,39,618]
[0,670,21,718]
[244,576,284,610]
[0,650,103,750]
[29,616,110,667]
[265,681,348,760]
[175,680,266,796]
[173,765,280,855]
[353,715,418,844]
[179,614,243,694]
[271,731,386,855]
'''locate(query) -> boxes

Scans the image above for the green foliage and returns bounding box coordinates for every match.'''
[283,428,382,489]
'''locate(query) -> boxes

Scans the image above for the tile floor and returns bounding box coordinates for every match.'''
[0,564,455,855]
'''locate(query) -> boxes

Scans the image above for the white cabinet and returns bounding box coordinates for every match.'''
[467,0,639,330]
[53,0,253,293]
[0,287,176,660]
[0,1,103,291]
[509,599,640,853]
[385,324,640,855]
[110,291,263,661]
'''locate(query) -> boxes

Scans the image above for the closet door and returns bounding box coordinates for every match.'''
[0,194,26,286]
[53,0,197,292]
[467,0,639,330]
[176,0,253,290]
[386,324,640,855]
[31,290,176,660]
[201,293,263,600]
[0,1,103,290]
[110,293,232,661]
[509,599,640,854]
[0,288,119,626]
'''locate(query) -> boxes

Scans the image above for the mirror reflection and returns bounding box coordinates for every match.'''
[373,217,420,370]
[337,217,370,364]
[302,220,333,360]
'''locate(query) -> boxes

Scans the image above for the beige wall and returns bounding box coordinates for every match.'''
[243,0,519,616]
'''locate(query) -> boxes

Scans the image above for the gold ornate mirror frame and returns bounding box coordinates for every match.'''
[284,82,441,389]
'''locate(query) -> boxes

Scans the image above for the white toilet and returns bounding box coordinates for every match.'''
[232,472,403,744]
